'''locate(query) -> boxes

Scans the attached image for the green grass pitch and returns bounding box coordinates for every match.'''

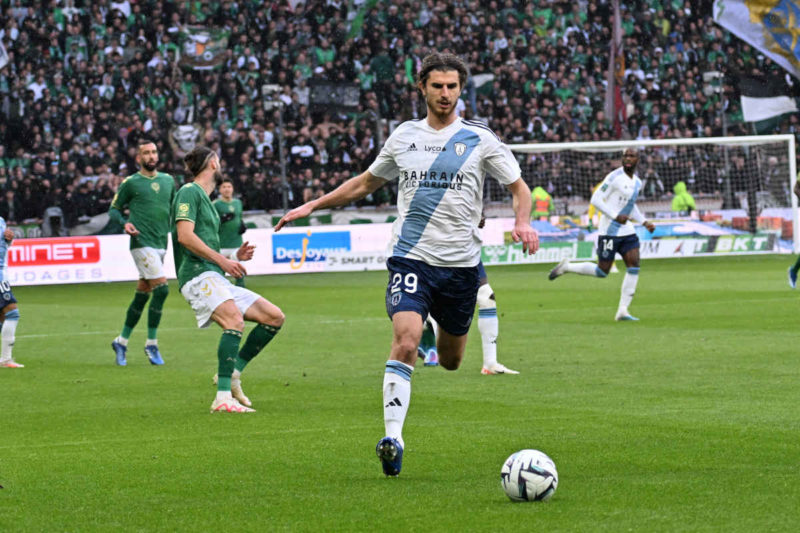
[1,254,798,531]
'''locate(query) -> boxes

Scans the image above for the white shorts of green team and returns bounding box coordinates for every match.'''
[180,271,260,328]
[131,247,167,280]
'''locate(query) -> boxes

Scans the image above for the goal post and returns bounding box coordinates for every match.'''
[499,135,798,253]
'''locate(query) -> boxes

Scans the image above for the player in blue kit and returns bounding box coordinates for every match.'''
[0,217,22,368]
[275,53,538,476]
[548,148,655,320]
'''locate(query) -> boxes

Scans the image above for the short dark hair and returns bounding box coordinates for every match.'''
[417,53,468,88]
[184,145,216,177]
[220,177,234,186]
[137,138,156,150]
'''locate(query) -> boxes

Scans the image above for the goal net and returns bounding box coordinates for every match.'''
[493,135,798,252]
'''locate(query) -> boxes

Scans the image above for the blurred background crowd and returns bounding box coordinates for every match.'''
[1,0,798,231]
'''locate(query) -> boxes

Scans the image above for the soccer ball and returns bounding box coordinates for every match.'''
[500,449,558,502]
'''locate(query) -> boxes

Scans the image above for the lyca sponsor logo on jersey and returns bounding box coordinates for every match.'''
[272,230,352,269]
[7,237,101,266]
[425,145,447,152]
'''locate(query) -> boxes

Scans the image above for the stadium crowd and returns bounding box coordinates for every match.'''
[0,0,797,230]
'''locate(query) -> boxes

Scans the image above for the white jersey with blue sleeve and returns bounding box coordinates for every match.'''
[590,167,645,237]
[368,117,520,267]
[0,217,8,282]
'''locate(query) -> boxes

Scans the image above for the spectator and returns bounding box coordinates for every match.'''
[0,0,796,230]
[671,181,696,214]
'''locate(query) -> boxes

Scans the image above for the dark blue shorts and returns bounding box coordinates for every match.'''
[0,280,17,307]
[385,257,480,336]
[597,234,639,262]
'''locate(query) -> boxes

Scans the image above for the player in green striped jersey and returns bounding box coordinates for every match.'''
[109,140,176,366]
[172,146,285,413]
[213,178,246,287]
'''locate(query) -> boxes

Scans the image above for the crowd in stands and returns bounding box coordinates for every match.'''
[0,0,798,230]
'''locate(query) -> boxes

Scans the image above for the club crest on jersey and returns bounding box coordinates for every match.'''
[151,182,160,193]
[454,142,466,156]
[391,293,402,306]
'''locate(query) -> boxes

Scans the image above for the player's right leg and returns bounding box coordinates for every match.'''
[0,301,22,369]
[139,249,169,365]
[378,310,423,476]
[378,257,435,476]
[112,277,151,366]
[549,236,616,280]
[180,272,253,413]
[616,241,642,321]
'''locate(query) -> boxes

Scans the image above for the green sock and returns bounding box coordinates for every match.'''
[122,291,150,339]
[792,255,800,274]
[235,276,246,288]
[147,283,169,339]
[235,323,281,372]
[218,329,242,391]
[419,320,435,354]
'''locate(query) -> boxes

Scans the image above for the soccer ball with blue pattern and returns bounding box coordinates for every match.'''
[500,449,558,502]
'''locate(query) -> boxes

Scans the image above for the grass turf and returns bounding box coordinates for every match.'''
[0,254,798,531]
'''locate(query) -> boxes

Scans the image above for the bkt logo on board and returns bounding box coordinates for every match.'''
[273,231,351,269]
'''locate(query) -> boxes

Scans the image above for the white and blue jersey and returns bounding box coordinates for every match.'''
[590,167,646,237]
[0,217,15,306]
[368,117,520,267]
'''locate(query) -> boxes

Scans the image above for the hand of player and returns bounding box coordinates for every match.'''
[614,214,629,224]
[220,257,247,278]
[124,222,140,236]
[512,224,539,255]
[3,228,14,242]
[274,204,314,232]
[644,221,656,233]
[236,241,255,261]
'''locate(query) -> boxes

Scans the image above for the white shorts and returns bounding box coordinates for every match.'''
[180,271,260,328]
[131,247,167,280]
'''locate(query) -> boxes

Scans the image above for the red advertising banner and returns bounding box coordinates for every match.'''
[8,237,101,266]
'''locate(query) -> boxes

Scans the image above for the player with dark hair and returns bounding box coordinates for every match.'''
[109,139,175,366]
[173,146,285,413]
[275,52,538,475]
[549,148,655,320]
[213,178,247,288]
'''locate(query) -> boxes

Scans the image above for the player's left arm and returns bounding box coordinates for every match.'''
[630,203,655,233]
[508,178,539,255]
[176,220,247,278]
[483,137,539,255]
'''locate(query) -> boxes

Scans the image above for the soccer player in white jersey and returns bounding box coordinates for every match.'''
[549,148,655,320]
[275,52,539,476]
[0,217,22,368]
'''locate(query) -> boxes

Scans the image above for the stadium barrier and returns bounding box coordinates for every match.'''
[6,218,782,286]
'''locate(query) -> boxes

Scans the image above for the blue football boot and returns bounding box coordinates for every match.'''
[112,340,127,366]
[376,437,404,476]
[144,345,165,365]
